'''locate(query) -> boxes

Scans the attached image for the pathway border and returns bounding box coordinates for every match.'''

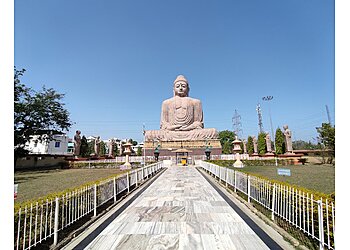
[197,166,303,249]
[61,168,167,250]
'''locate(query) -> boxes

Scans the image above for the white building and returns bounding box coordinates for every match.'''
[25,133,70,155]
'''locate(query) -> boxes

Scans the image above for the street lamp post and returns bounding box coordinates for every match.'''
[143,123,146,166]
[262,96,276,165]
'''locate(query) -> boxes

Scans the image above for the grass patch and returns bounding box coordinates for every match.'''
[14,168,127,203]
[237,164,334,194]
[207,160,334,195]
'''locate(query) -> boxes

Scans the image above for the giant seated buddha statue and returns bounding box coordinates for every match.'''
[145,75,218,141]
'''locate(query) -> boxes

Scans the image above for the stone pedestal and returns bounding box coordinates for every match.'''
[232,137,244,168]
[233,153,244,168]
[144,139,222,157]
[122,142,132,169]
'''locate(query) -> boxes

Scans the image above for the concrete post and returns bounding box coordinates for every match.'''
[127,172,130,193]
[248,176,251,203]
[271,183,276,221]
[53,197,59,246]
[94,184,97,217]
[113,177,116,203]
[318,199,324,250]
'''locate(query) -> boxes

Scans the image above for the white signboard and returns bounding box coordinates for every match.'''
[277,168,291,176]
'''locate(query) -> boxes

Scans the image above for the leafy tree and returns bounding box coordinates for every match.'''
[99,140,106,156]
[240,141,244,154]
[113,143,119,156]
[218,130,236,154]
[274,127,285,155]
[87,141,94,156]
[80,136,89,157]
[317,123,335,164]
[137,146,142,156]
[292,140,321,150]
[258,132,267,155]
[14,68,72,163]
[247,136,254,155]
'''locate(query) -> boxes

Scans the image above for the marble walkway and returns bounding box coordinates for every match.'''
[75,166,274,250]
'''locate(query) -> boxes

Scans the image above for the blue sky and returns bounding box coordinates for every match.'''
[14,0,335,143]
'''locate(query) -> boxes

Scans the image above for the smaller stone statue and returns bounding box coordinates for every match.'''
[253,136,258,155]
[283,125,293,153]
[94,136,101,156]
[73,130,81,156]
[108,138,115,157]
[265,133,272,153]
[243,139,247,154]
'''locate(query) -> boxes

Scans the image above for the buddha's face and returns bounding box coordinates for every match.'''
[174,81,189,97]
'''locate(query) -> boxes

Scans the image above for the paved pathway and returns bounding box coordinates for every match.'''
[78,166,271,249]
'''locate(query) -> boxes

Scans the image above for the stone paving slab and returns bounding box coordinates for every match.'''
[81,166,270,249]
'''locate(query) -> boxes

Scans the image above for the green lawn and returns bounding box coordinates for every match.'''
[227,164,335,195]
[14,168,127,204]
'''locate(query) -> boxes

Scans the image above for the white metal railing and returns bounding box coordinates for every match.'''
[15,161,164,250]
[199,160,335,250]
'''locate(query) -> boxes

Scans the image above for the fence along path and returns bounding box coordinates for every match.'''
[14,162,164,250]
[199,161,335,250]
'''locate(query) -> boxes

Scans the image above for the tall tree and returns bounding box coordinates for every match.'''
[316,123,335,164]
[14,68,72,163]
[80,136,89,157]
[137,147,142,156]
[258,132,267,155]
[218,130,236,154]
[274,127,285,155]
[247,136,254,155]
[99,141,106,156]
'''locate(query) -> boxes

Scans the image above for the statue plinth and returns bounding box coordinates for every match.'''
[144,139,222,156]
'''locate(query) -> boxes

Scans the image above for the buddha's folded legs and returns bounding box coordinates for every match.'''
[145,128,218,141]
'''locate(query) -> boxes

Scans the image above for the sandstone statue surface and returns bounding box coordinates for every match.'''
[145,75,218,141]
[73,130,81,156]
[94,136,101,156]
[265,133,272,153]
[283,125,293,153]
[253,136,258,154]
[108,138,115,157]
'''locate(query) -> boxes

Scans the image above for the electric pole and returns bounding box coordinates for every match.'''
[325,105,332,126]
[256,103,264,133]
[232,109,243,138]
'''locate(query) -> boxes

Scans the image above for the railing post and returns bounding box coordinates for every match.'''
[225,168,228,187]
[271,183,276,221]
[317,199,324,250]
[53,197,59,246]
[135,170,138,187]
[234,170,237,192]
[113,177,116,203]
[93,184,97,217]
[127,172,130,193]
[248,176,251,203]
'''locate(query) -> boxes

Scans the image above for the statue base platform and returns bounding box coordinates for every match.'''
[265,152,275,156]
[233,159,244,168]
[144,139,222,157]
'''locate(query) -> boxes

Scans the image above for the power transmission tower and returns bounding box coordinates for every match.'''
[232,109,243,138]
[325,105,332,126]
[256,103,264,133]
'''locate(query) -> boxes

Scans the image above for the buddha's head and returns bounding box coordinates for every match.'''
[173,75,189,97]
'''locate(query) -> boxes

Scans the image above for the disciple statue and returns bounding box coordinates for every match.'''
[145,75,218,141]
[253,136,258,154]
[94,136,101,156]
[243,139,247,154]
[108,138,115,157]
[265,133,272,153]
[283,125,293,153]
[73,130,81,156]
